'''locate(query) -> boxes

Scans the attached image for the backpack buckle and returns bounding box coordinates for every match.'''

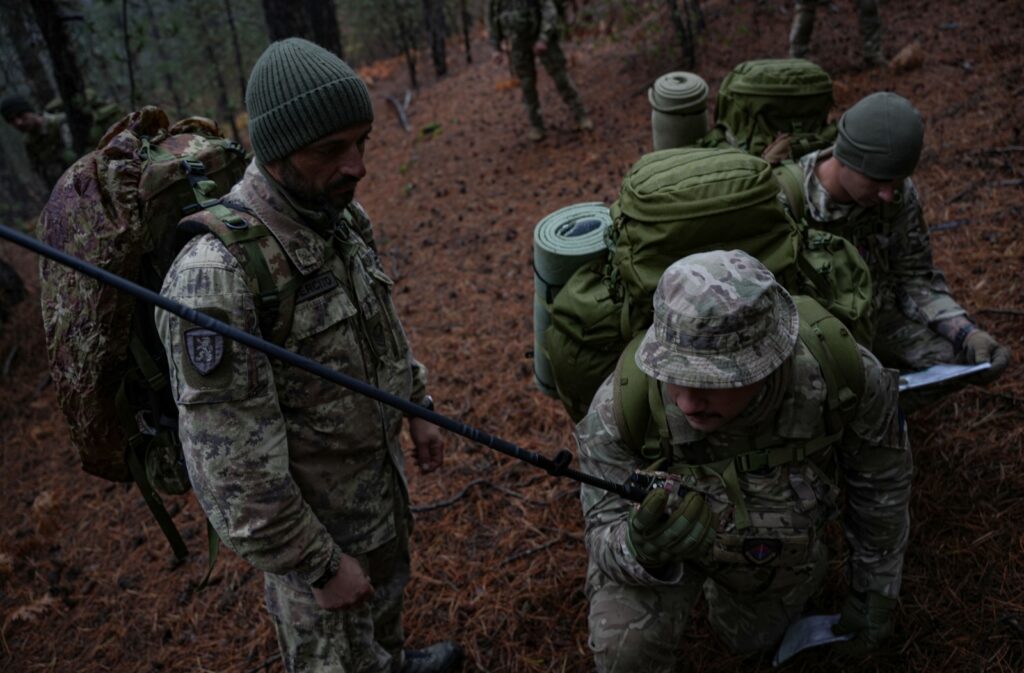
[181,158,207,176]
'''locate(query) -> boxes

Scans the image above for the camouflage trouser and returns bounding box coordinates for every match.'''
[872,306,960,412]
[508,31,587,130]
[265,514,411,673]
[789,0,882,61]
[586,541,828,672]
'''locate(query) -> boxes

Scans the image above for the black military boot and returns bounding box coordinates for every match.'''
[401,641,464,673]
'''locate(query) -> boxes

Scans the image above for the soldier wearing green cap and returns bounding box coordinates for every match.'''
[789,0,885,68]
[488,0,592,141]
[577,250,911,670]
[798,92,1011,409]
[155,38,461,673]
[1,94,76,189]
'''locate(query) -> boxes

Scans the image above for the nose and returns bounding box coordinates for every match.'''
[671,386,707,415]
[340,145,367,181]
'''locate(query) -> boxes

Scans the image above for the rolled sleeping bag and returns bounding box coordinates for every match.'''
[648,71,710,150]
[533,202,612,397]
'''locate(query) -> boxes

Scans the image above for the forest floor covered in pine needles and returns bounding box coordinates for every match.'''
[2,0,1023,671]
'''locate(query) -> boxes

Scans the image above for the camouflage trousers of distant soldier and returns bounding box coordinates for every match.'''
[789,0,883,65]
[508,31,588,132]
[265,514,411,673]
[872,305,960,412]
[586,542,828,672]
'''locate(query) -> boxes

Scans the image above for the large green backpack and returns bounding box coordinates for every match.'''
[700,58,837,163]
[38,106,292,561]
[543,147,872,421]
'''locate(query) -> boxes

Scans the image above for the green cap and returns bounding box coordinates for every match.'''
[635,250,798,389]
[835,92,923,181]
[246,38,374,163]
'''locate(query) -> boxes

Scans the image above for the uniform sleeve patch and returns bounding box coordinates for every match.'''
[185,328,226,375]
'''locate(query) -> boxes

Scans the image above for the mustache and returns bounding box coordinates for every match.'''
[327,176,359,192]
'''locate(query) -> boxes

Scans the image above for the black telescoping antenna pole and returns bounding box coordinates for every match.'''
[0,223,647,503]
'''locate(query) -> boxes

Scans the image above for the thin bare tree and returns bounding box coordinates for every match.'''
[0,2,56,107]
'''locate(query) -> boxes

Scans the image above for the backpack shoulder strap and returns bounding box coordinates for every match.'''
[793,295,865,433]
[179,204,299,345]
[773,160,806,221]
[612,334,669,462]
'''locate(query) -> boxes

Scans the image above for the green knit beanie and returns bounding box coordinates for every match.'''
[246,38,374,163]
[835,92,924,181]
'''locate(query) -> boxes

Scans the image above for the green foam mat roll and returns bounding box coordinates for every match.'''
[533,202,612,397]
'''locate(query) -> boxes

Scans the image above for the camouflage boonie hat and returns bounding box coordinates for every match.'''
[635,250,799,388]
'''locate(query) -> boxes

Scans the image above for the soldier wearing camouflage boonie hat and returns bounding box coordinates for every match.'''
[635,250,799,389]
[575,250,912,670]
[798,91,1011,411]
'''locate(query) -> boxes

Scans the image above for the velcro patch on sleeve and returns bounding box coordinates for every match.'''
[172,306,263,405]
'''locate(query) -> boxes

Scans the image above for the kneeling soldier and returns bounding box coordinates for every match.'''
[577,250,912,670]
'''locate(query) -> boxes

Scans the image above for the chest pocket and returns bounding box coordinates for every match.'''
[276,280,361,409]
[349,255,404,362]
[704,461,839,594]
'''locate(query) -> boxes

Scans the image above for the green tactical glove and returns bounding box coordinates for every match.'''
[831,591,898,656]
[962,329,1011,384]
[626,488,716,568]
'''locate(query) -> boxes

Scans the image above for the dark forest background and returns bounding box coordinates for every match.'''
[0,0,697,224]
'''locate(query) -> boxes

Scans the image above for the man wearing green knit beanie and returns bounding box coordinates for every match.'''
[156,38,462,673]
[796,91,1011,410]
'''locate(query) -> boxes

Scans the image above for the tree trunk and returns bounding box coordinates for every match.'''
[142,2,185,119]
[203,39,241,141]
[0,2,56,107]
[663,0,694,68]
[29,0,91,154]
[305,0,345,58]
[422,0,447,77]
[261,0,312,42]
[460,0,472,64]
[120,0,137,109]
[224,0,249,106]
[390,0,419,90]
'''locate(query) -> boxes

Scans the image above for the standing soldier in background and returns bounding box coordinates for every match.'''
[156,38,462,673]
[579,251,911,670]
[489,0,593,141]
[798,92,1011,408]
[789,0,886,68]
[1,94,76,190]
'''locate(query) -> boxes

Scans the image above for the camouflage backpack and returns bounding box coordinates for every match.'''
[38,106,293,560]
[543,147,872,421]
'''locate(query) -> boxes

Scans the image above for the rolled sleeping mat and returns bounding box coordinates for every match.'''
[648,71,710,150]
[533,202,612,397]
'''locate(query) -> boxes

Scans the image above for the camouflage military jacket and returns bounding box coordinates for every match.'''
[156,161,427,588]
[25,112,74,189]
[799,148,966,325]
[577,341,911,598]
[489,0,560,48]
